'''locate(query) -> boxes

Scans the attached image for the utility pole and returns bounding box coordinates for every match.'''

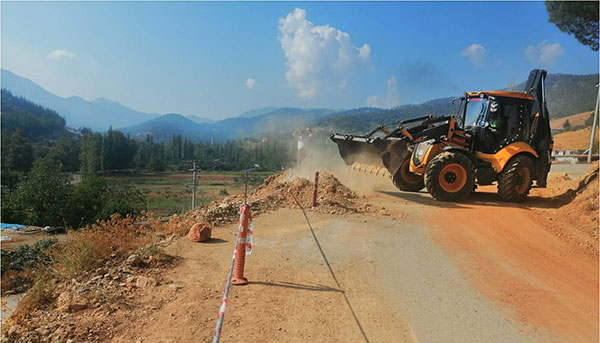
[191,160,197,209]
[587,84,599,163]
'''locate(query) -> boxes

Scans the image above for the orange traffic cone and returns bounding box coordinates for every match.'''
[231,204,252,285]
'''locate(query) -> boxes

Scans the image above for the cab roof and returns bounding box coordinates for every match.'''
[466,91,534,100]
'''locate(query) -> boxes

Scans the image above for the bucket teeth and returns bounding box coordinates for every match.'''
[349,163,390,178]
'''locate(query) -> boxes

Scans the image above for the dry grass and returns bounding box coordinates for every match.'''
[5,214,155,323]
[47,214,150,280]
[553,126,599,150]
[550,111,593,130]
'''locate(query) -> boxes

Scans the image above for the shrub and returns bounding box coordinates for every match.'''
[219,188,229,196]
[8,157,72,226]
[1,238,58,276]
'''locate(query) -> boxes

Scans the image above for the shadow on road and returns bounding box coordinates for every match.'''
[379,164,598,210]
[250,280,342,293]
[203,238,229,244]
[380,187,586,210]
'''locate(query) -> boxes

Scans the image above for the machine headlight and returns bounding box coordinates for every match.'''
[412,140,433,166]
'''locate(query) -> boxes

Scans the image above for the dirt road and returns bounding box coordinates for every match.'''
[113,166,598,343]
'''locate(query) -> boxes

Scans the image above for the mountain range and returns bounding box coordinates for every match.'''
[118,107,335,141]
[1,69,214,130]
[1,69,597,141]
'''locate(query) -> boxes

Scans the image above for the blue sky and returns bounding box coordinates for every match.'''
[2,1,598,119]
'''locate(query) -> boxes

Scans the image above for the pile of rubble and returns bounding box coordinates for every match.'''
[2,234,179,343]
[531,162,599,252]
[186,172,384,227]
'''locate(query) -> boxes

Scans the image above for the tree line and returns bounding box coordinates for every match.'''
[1,130,294,228]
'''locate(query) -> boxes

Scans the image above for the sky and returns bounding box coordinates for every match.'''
[2,1,598,119]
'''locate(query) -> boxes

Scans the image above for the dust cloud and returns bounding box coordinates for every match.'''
[287,130,393,196]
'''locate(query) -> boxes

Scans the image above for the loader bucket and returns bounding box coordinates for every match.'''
[330,130,411,177]
[330,134,388,168]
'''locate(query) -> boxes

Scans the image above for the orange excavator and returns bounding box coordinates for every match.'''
[331,69,553,202]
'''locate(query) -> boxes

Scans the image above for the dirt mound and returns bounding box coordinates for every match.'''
[184,171,383,227]
[557,163,599,230]
[530,163,599,253]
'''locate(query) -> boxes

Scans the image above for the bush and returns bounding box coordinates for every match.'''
[5,166,147,229]
[98,183,145,220]
[1,238,58,276]
[67,174,145,227]
[585,112,596,127]
[8,157,72,226]
[7,215,154,317]
[219,188,229,196]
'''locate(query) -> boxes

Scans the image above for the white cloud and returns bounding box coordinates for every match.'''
[358,44,371,60]
[366,76,400,108]
[278,8,371,99]
[246,78,256,90]
[525,41,564,66]
[47,49,75,60]
[461,43,486,66]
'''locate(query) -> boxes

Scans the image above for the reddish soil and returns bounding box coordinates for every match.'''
[429,165,599,343]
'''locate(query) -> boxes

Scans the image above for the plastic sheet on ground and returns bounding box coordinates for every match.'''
[1,223,25,229]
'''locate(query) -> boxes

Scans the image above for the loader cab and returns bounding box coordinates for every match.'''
[456,92,533,154]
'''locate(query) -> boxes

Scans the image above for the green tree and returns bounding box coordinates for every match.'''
[80,132,102,174]
[8,157,72,226]
[546,1,599,51]
[97,182,145,220]
[1,130,34,192]
[46,136,81,172]
[585,112,596,127]
[1,130,33,172]
[67,174,108,227]
[563,119,572,130]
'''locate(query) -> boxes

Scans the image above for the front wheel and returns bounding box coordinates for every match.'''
[393,158,425,192]
[425,151,475,202]
[497,155,534,202]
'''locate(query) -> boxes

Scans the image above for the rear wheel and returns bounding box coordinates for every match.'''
[497,155,534,202]
[425,151,475,202]
[393,158,425,192]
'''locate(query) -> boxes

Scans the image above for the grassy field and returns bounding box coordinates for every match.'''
[109,171,274,216]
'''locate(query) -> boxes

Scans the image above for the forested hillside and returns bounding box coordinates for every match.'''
[317,98,458,134]
[1,89,68,138]
[540,73,598,119]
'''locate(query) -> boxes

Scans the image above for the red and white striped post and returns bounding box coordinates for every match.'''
[213,203,253,343]
[231,204,251,285]
[312,171,319,207]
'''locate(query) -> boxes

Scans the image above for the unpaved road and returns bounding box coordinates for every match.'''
[113,166,598,343]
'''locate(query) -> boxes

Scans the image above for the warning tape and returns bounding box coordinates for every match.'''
[212,207,249,343]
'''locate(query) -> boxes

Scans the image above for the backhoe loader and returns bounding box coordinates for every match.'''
[330,69,553,202]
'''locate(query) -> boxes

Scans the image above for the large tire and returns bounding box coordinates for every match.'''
[393,158,425,192]
[497,155,534,202]
[425,151,475,202]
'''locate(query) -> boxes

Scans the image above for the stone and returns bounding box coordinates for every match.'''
[95,268,107,276]
[136,276,158,288]
[57,292,88,313]
[168,284,183,291]
[187,222,212,242]
[127,254,143,267]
